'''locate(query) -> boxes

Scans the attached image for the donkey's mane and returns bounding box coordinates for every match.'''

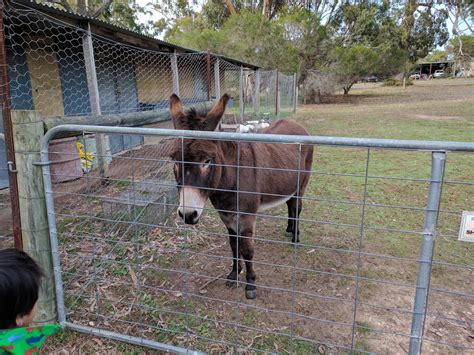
[184,108,213,131]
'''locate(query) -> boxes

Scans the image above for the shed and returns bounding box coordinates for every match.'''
[1,0,259,188]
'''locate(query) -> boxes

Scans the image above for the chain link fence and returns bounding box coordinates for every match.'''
[3,1,297,128]
[0,0,297,252]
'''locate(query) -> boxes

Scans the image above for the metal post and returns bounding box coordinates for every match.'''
[275,70,280,118]
[253,69,260,114]
[82,22,109,179]
[239,66,244,122]
[214,58,220,99]
[409,151,446,355]
[206,49,211,101]
[293,73,297,113]
[0,4,22,249]
[171,50,180,96]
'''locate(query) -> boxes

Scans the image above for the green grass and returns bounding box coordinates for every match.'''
[294,79,474,290]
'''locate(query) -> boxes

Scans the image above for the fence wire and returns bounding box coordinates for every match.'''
[41,125,474,354]
[0,0,298,254]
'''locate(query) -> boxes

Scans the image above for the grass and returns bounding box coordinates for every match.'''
[43,78,474,353]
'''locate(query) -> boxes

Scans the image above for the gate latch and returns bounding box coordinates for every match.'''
[7,161,17,173]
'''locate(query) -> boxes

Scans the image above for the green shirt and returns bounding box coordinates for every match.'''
[0,325,60,355]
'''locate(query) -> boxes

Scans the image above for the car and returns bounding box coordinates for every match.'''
[409,73,420,80]
[362,76,380,83]
[433,70,444,78]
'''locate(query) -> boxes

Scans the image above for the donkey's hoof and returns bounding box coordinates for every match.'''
[285,231,293,238]
[226,280,239,288]
[245,289,257,299]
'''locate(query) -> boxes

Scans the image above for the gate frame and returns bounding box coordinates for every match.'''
[40,124,474,354]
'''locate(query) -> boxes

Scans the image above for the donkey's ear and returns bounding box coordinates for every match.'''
[205,94,230,131]
[170,94,187,129]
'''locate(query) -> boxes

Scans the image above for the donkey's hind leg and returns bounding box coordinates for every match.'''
[286,196,302,243]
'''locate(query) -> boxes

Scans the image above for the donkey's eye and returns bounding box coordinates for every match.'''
[203,159,212,168]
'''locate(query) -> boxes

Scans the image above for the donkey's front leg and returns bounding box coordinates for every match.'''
[239,216,257,299]
[226,230,242,288]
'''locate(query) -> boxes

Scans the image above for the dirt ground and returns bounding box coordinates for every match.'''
[36,78,473,354]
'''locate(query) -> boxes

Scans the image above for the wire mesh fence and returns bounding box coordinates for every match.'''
[41,125,474,354]
[3,0,297,132]
[0,0,297,253]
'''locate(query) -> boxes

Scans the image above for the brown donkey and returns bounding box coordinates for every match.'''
[169,94,313,299]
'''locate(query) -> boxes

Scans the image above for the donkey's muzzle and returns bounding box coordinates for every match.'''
[177,187,205,224]
[178,209,199,225]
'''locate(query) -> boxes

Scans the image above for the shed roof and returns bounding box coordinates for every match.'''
[418,61,454,65]
[10,0,260,69]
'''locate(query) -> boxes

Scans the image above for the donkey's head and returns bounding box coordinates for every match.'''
[169,93,230,224]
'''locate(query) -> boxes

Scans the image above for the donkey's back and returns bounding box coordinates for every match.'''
[263,119,310,136]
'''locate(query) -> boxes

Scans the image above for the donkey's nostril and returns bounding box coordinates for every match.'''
[178,210,183,219]
[191,211,198,219]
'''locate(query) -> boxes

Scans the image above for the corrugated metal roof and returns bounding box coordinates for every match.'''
[10,0,260,69]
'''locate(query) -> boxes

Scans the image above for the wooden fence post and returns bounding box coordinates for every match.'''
[12,110,56,324]
[214,58,220,99]
[239,65,244,122]
[82,22,109,180]
[171,50,180,96]
[275,70,280,118]
[254,69,260,114]
[293,73,298,113]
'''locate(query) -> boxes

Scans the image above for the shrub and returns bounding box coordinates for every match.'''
[382,78,413,86]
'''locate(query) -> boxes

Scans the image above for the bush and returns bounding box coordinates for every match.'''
[382,78,413,86]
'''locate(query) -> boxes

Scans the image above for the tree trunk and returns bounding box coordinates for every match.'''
[226,0,237,16]
[262,0,271,20]
[77,0,87,15]
[402,0,417,44]
[343,82,354,95]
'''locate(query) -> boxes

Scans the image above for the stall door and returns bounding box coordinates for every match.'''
[96,59,142,154]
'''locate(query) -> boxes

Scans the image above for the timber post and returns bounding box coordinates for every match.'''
[82,22,109,180]
[239,65,244,122]
[254,69,260,114]
[12,110,56,324]
[171,50,180,96]
[214,58,221,99]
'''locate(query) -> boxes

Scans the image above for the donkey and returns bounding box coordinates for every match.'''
[169,94,313,299]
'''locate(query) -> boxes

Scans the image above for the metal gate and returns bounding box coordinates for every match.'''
[40,125,473,354]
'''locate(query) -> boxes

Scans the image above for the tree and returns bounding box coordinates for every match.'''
[40,0,161,36]
[166,9,298,72]
[421,50,448,63]
[330,45,378,94]
[324,1,407,95]
[397,0,449,61]
[447,35,474,75]
[449,35,474,57]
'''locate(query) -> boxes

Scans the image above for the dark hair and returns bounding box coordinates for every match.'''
[0,248,44,329]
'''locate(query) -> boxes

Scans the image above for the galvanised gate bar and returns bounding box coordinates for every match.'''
[40,125,473,354]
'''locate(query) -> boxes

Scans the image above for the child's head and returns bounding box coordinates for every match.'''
[0,248,44,329]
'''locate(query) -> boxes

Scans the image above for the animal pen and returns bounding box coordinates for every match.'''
[0,0,296,249]
[1,1,473,355]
